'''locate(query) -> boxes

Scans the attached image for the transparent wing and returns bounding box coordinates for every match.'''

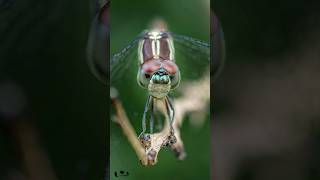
[110,34,144,86]
[170,33,210,81]
[110,33,148,121]
[170,33,210,54]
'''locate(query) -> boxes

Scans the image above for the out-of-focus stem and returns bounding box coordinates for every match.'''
[111,97,148,165]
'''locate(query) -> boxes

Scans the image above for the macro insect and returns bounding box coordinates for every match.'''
[110,19,210,144]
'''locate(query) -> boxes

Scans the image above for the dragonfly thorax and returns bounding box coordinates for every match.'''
[148,31,162,40]
[139,30,175,64]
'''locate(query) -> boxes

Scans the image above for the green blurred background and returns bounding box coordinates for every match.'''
[110,0,211,180]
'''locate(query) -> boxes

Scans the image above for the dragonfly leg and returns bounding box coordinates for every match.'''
[155,108,163,131]
[139,95,152,138]
[162,96,177,146]
[149,98,154,133]
[165,96,175,134]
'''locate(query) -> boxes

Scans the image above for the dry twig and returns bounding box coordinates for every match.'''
[111,72,210,166]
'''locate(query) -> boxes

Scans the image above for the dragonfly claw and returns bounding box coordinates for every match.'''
[138,133,151,149]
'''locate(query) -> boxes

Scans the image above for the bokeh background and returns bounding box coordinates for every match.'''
[110,0,211,180]
[213,0,320,180]
[0,0,106,179]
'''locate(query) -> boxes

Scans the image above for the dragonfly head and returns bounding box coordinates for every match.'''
[137,60,181,98]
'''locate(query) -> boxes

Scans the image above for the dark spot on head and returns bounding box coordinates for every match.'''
[145,73,151,79]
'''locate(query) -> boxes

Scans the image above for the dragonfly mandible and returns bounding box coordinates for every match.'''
[110,19,210,143]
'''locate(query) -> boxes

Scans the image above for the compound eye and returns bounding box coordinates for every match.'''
[137,69,152,88]
[170,71,180,90]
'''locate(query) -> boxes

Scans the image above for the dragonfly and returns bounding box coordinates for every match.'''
[110,19,210,141]
[86,6,224,165]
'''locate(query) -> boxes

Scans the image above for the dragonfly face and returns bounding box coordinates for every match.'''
[137,59,180,98]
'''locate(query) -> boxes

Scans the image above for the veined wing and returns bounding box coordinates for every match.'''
[170,33,210,81]
[110,33,144,86]
[170,33,210,55]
